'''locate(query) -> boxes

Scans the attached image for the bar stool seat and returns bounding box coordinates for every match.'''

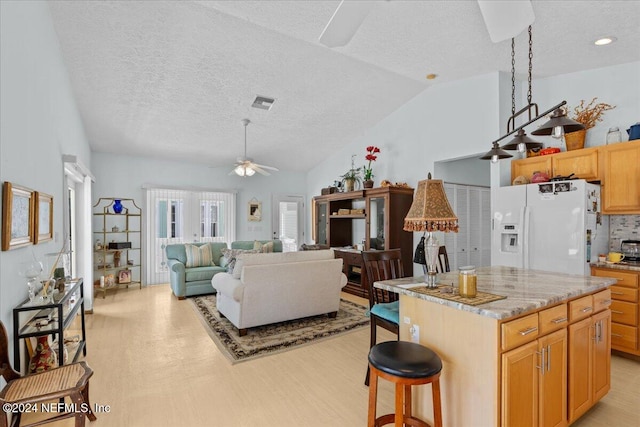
[368,341,443,427]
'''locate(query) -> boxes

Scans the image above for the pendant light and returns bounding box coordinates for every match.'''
[530,107,585,138]
[480,142,513,163]
[500,29,543,153]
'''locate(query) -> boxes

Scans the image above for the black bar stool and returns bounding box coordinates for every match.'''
[367,341,443,427]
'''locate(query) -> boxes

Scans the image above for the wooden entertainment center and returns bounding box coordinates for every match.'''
[312,186,414,298]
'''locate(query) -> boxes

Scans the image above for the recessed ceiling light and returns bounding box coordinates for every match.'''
[594,36,617,46]
[426,73,437,80]
[252,95,275,110]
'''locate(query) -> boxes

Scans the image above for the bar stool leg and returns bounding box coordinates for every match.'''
[368,368,378,427]
[394,383,403,427]
[404,384,412,419]
[432,378,443,427]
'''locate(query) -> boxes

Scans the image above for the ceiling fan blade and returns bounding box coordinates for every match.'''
[253,163,279,171]
[251,165,271,176]
[318,0,375,47]
[477,0,535,43]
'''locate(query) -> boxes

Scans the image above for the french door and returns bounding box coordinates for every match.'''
[145,189,236,284]
[271,194,304,252]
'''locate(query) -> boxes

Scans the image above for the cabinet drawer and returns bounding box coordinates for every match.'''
[593,289,612,312]
[539,304,568,335]
[610,285,638,303]
[501,313,539,351]
[592,269,638,288]
[611,323,638,351]
[569,295,594,322]
[334,250,362,265]
[610,300,638,326]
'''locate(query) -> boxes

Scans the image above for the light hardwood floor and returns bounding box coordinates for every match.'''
[22,285,640,426]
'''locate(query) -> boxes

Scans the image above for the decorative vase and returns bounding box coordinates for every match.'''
[363,179,374,189]
[29,336,57,374]
[564,129,586,151]
[344,179,356,192]
[113,199,124,214]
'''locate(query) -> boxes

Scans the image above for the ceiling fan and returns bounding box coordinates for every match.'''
[318,0,535,47]
[230,119,279,177]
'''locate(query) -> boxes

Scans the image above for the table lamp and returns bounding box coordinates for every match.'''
[404,173,458,288]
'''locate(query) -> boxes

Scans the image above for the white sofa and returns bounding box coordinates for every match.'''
[210,250,347,336]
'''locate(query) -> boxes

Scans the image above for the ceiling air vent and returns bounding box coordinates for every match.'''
[251,96,275,111]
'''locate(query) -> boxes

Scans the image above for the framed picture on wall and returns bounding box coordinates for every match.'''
[2,181,35,251]
[248,199,262,222]
[34,191,53,244]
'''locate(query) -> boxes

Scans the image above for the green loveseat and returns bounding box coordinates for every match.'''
[165,242,228,299]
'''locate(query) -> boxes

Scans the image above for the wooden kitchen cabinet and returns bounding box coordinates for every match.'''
[501,305,568,427]
[600,140,640,214]
[552,147,600,181]
[591,267,640,355]
[511,156,552,182]
[511,147,599,184]
[567,290,611,424]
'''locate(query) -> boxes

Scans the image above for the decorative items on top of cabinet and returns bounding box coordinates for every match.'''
[93,198,142,298]
[511,147,600,184]
[312,186,413,297]
[600,139,640,214]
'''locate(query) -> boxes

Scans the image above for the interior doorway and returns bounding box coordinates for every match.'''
[271,195,304,252]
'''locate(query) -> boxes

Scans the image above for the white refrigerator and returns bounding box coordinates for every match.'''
[492,180,608,276]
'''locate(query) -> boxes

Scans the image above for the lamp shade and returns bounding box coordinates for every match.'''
[480,142,513,162]
[501,129,543,152]
[531,108,585,136]
[403,175,459,233]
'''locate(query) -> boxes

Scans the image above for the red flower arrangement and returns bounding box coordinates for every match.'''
[363,146,380,181]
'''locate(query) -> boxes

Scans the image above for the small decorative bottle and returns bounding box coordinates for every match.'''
[113,199,124,214]
[606,127,621,145]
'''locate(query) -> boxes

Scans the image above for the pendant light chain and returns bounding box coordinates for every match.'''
[527,25,533,105]
[511,37,516,116]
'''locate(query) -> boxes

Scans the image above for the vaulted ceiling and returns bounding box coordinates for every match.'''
[48,1,640,173]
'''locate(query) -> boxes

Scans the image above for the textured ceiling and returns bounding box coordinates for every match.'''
[48,1,640,173]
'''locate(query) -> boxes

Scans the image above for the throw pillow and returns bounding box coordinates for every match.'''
[253,240,274,253]
[184,244,213,268]
[221,248,258,273]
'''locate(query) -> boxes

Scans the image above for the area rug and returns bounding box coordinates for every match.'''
[190,295,370,364]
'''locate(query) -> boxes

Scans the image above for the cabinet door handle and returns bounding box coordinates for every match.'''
[551,317,568,324]
[546,345,551,372]
[611,310,625,314]
[536,348,545,374]
[581,306,593,313]
[601,299,612,304]
[519,326,538,336]
[611,291,625,295]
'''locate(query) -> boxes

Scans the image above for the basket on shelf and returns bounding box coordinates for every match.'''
[564,129,586,151]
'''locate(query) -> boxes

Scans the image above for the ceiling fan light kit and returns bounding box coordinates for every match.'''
[231,119,279,177]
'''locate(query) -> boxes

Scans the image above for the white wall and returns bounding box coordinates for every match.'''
[91,152,307,242]
[306,73,503,274]
[0,1,92,353]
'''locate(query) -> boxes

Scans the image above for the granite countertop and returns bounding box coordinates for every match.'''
[591,261,640,272]
[374,266,617,321]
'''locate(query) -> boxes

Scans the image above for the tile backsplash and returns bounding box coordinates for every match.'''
[609,215,640,250]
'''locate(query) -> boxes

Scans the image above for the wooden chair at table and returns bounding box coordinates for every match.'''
[362,249,404,386]
[0,322,97,427]
[437,245,450,273]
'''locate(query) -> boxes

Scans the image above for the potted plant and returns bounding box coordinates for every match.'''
[565,98,616,150]
[341,155,362,192]
[363,146,380,188]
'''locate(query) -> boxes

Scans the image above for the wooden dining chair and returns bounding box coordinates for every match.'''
[437,246,450,273]
[362,249,404,386]
[0,322,97,427]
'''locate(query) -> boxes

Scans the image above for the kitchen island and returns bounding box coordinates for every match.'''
[374,266,617,427]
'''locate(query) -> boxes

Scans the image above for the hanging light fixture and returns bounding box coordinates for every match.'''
[481,26,578,160]
[500,29,543,153]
